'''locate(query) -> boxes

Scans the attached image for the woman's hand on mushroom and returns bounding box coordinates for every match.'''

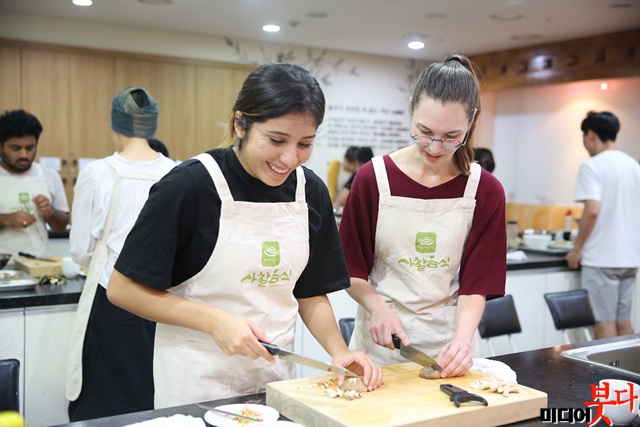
[332,349,383,391]
[436,338,473,378]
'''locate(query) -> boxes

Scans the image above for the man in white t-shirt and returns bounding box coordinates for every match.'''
[0,109,70,259]
[566,111,640,339]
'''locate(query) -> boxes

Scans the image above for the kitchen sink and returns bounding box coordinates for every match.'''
[560,335,640,380]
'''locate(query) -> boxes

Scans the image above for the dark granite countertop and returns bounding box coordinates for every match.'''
[49,335,640,427]
[0,278,83,309]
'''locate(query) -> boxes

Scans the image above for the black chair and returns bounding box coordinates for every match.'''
[0,358,20,412]
[339,317,355,345]
[544,289,595,344]
[478,294,521,356]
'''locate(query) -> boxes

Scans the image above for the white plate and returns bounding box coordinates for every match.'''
[203,404,279,426]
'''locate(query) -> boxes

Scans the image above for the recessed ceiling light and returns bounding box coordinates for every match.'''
[72,0,92,5]
[491,13,522,21]
[408,41,425,50]
[601,82,608,90]
[263,25,281,33]
[510,34,541,41]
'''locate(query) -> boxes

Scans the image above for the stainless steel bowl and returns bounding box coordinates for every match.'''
[0,253,11,270]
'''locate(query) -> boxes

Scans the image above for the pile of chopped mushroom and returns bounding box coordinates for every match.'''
[469,378,520,397]
[307,377,368,400]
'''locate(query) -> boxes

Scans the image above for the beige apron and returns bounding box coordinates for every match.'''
[350,157,481,364]
[153,153,310,409]
[0,163,51,258]
[66,157,167,401]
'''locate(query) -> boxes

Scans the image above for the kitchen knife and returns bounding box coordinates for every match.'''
[18,252,58,262]
[260,342,359,377]
[392,334,443,372]
[194,402,263,422]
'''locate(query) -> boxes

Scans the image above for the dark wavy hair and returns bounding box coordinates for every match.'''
[410,54,481,175]
[224,63,325,147]
[0,109,43,145]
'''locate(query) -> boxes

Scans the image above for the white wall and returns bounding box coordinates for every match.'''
[489,77,640,205]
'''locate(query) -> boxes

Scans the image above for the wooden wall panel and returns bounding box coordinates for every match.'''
[155,63,197,161]
[0,46,21,112]
[68,54,115,162]
[195,67,252,155]
[22,49,70,161]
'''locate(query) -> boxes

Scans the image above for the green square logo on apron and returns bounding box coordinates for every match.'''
[415,232,437,253]
[261,241,281,266]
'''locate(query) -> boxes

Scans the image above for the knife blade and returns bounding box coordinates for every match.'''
[260,342,359,377]
[392,334,443,372]
[194,402,263,422]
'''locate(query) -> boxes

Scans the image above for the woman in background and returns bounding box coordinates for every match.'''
[332,146,374,209]
[107,63,382,409]
[339,54,506,378]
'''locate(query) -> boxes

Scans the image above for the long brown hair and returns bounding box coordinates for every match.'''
[410,54,481,175]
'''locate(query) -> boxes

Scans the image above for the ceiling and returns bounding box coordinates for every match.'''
[1,0,639,61]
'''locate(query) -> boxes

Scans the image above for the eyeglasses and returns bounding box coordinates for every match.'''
[410,129,470,151]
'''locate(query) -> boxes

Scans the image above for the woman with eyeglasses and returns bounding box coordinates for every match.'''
[339,54,506,378]
[106,63,382,409]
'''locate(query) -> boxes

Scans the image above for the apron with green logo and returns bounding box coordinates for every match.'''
[153,153,310,409]
[350,156,481,364]
[0,163,51,259]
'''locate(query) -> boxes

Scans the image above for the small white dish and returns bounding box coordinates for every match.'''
[203,404,279,426]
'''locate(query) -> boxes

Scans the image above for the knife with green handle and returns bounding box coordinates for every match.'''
[392,334,443,372]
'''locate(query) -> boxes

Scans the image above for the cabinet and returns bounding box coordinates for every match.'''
[0,304,76,427]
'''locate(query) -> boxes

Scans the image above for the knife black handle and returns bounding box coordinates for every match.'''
[391,334,402,350]
[18,252,36,259]
[259,341,279,355]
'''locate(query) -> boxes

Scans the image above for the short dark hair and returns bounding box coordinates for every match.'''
[580,111,619,142]
[148,138,169,157]
[0,109,43,145]
[355,146,374,164]
[225,63,325,147]
[344,146,358,163]
[473,147,495,173]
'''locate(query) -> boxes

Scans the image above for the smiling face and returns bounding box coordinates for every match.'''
[235,112,317,186]
[410,96,470,170]
[0,135,37,173]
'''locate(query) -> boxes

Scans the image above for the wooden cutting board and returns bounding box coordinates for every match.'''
[14,257,62,277]
[267,363,547,427]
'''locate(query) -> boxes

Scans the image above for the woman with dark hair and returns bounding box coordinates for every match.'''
[339,55,506,378]
[473,147,495,173]
[107,63,382,409]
